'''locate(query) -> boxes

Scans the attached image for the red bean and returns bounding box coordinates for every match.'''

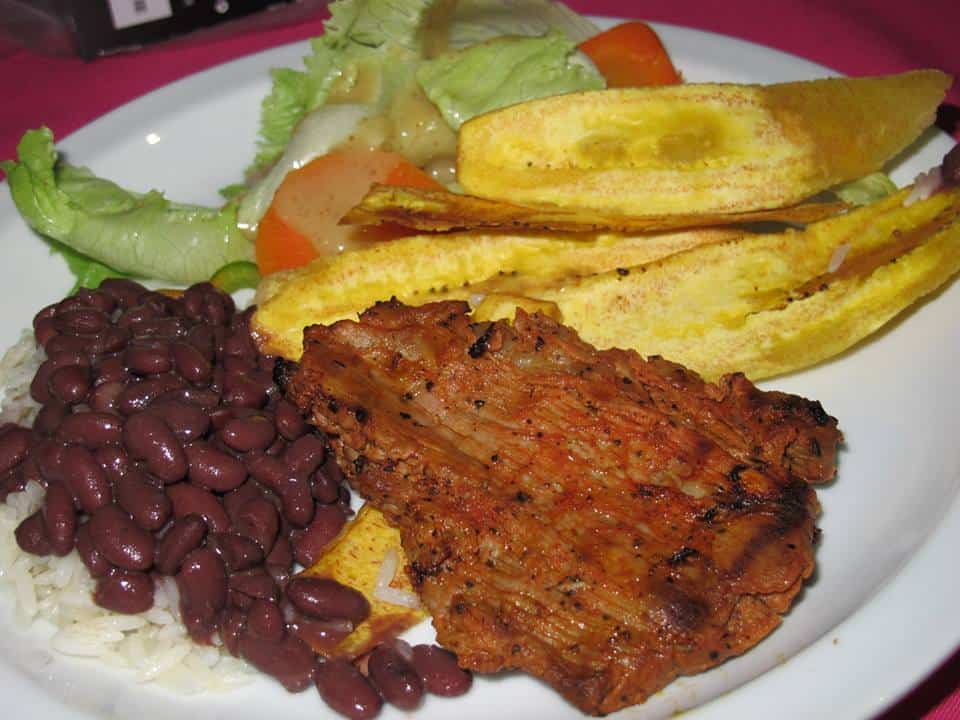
[130,317,189,340]
[34,319,58,349]
[35,440,67,484]
[88,381,125,414]
[47,350,90,371]
[287,615,353,653]
[240,634,316,693]
[85,327,130,355]
[88,504,155,571]
[49,364,91,404]
[285,435,327,476]
[228,568,279,606]
[124,343,172,375]
[315,659,383,720]
[53,306,109,335]
[155,514,207,575]
[118,374,185,415]
[272,399,305,441]
[33,400,70,435]
[35,403,70,437]
[185,441,246,492]
[220,414,276,453]
[0,467,27,503]
[29,361,54,404]
[0,426,30,474]
[411,645,473,697]
[285,478,319,531]
[57,412,124,447]
[15,511,52,556]
[145,399,210,442]
[206,532,264,572]
[220,608,247,657]
[75,288,117,315]
[185,324,215,362]
[94,355,129,385]
[61,445,112,513]
[76,522,114,578]
[223,377,268,409]
[233,497,280,556]
[177,548,227,643]
[165,386,222,409]
[172,341,212,386]
[311,465,342,505]
[368,643,424,710]
[292,505,346,567]
[43,481,77,556]
[123,412,188,483]
[98,278,146,308]
[245,599,285,643]
[265,534,293,583]
[114,469,172,531]
[166,483,230,533]
[94,445,130,479]
[94,570,154,614]
[245,453,286,492]
[286,577,370,624]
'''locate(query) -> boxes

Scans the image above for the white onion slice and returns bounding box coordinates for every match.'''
[827,243,851,273]
[905,166,943,206]
[373,548,421,609]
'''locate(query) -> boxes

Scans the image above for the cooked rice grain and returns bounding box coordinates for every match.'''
[0,330,254,694]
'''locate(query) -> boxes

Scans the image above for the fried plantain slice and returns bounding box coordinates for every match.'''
[342,183,849,233]
[298,504,426,659]
[253,226,739,359]
[457,71,950,215]
[527,186,960,380]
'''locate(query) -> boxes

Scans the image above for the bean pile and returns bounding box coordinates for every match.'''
[0,279,470,718]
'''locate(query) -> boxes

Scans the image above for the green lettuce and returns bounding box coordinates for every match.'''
[247,0,434,176]
[2,127,252,286]
[416,29,604,129]
[244,0,600,179]
[832,172,898,206]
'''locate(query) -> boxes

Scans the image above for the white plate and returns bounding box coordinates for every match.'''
[1,19,957,720]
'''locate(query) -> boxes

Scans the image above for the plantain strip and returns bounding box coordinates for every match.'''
[457,71,950,215]
[253,226,739,359]
[343,183,849,233]
[528,187,960,380]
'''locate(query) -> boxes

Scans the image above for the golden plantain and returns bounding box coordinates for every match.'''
[253,226,739,359]
[343,183,848,233]
[298,504,426,659]
[523,186,960,380]
[457,71,950,215]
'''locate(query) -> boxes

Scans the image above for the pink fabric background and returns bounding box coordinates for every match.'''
[1,1,958,717]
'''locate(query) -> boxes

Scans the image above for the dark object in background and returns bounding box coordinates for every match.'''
[0,0,300,59]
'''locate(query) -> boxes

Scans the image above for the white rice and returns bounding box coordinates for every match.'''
[0,330,254,694]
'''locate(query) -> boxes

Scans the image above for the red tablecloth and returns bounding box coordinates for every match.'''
[1,1,958,718]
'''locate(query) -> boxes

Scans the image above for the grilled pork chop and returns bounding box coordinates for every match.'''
[282,300,841,715]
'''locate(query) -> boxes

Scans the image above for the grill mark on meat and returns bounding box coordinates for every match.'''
[284,300,842,715]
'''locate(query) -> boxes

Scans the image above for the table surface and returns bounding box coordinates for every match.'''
[1,1,958,718]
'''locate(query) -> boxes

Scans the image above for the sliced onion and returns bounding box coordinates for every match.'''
[827,243,851,273]
[373,548,421,609]
[905,166,943,206]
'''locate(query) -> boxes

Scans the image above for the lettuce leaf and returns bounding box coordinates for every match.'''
[832,172,898,206]
[2,127,253,286]
[416,29,604,129]
[449,0,599,48]
[246,0,434,176]
[244,0,599,179]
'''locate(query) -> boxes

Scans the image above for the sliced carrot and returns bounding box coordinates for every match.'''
[256,149,445,275]
[579,21,681,88]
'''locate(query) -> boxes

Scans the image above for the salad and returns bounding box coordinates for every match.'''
[3,0,678,292]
